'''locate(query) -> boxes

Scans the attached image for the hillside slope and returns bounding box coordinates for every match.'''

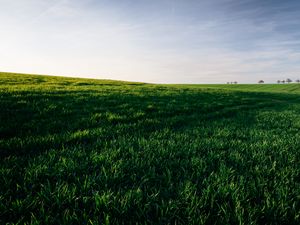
[1,72,300,225]
[171,83,300,94]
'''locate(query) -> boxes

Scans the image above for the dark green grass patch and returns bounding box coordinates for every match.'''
[1,72,300,224]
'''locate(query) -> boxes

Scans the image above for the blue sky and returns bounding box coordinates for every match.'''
[1,0,300,83]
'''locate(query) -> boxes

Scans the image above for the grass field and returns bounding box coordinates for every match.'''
[1,72,300,224]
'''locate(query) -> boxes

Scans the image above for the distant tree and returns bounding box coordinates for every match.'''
[227,82,230,84]
[296,79,300,83]
[282,80,285,84]
[286,78,292,83]
[234,81,238,84]
[277,80,281,84]
[258,80,264,84]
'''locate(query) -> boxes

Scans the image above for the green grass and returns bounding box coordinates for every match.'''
[170,83,300,93]
[1,72,300,225]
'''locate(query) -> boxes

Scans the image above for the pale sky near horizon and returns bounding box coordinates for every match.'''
[1,0,300,83]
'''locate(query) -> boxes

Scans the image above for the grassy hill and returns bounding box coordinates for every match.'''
[171,83,300,93]
[1,72,300,224]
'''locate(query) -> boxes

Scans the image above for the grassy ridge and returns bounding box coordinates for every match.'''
[171,83,300,93]
[1,72,300,224]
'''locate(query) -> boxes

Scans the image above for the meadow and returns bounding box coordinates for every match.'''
[0,72,300,224]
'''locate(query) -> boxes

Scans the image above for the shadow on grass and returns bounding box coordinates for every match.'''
[1,88,298,158]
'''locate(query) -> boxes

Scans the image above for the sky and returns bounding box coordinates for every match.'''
[1,0,300,83]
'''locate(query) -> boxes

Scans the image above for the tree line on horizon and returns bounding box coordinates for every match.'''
[226,78,300,84]
[275,78,300,84]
